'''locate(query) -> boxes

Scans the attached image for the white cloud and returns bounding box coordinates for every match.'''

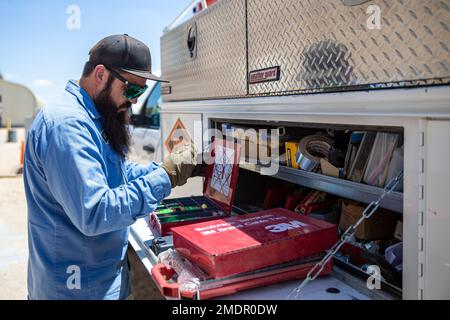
[29,82,66,107]
[32,90,59,107]
[3,73,17,80]
[33,79,54,87]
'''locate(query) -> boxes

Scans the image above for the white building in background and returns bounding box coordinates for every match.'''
[0,78,39,128]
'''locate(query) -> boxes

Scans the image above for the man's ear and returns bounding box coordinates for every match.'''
[93,64,107,86]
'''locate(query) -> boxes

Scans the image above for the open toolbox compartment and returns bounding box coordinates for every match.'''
[149,196,223,236]
[153,0,450,300]
[208,118,405,298]
[143,118,405,300]
[149,138,241,236]
[214,118,404,214]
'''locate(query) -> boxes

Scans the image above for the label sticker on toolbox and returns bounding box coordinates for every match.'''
[249,66,280,84]
[265,220,308,233]
[161,84,171,95]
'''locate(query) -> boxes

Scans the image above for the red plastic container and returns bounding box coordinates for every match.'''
[149,138,241,236]
[172,208,338,278]
[284,193,306,211]
[263,187,290,209]
[151,258,333,300]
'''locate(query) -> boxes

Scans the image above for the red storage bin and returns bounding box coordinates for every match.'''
[151,257,333,300]
[172,208,338,278]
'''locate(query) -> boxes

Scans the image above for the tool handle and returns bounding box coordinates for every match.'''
[151,264,198,299]
[151,264,180,298]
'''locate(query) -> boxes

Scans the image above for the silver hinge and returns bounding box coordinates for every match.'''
[419,131,425,147]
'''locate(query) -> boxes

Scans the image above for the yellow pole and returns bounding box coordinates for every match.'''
[6,118,11,131]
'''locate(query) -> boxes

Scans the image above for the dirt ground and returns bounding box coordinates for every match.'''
[0,176,28,300]
[0,128,25,177]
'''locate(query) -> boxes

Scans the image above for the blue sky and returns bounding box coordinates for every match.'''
[0,0,191,105]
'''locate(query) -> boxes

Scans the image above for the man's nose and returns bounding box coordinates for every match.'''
[129,97,138,104]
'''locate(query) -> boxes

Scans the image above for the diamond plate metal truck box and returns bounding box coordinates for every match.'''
[172,208,338,278]
[161,0,450,100]
[160,0,247,101]
[247,0,450,95]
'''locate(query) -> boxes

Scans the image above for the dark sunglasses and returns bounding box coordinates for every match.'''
[106,67,148,100]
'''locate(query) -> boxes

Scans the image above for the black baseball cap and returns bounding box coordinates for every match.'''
[88,34,169,83]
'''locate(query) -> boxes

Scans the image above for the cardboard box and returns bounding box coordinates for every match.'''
[172,208,338,278]
[338,200,398,240]
[320,158,340,178]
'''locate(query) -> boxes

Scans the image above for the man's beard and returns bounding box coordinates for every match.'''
[94,75,131,158]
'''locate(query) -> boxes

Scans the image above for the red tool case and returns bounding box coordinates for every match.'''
[149,139,241,236]
[151,255,333,300]
[171,207,338,278]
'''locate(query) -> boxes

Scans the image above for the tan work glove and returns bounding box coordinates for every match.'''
[161,143,198,188]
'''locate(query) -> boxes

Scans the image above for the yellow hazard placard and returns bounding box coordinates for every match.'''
[164,118,192,153]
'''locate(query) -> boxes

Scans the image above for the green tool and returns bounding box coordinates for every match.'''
[156,204,209,215]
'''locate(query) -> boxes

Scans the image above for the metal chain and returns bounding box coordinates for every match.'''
[286,170,404,300]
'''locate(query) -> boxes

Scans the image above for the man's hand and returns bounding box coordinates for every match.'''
[190,143,215,177]
[162,143,198,187]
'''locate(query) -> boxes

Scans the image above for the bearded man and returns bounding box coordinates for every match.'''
[23,34,197,300]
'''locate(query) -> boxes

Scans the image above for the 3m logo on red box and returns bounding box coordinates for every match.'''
[172,208,338,278]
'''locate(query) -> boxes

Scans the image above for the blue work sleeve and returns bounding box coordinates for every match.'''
[42,118,171,237]
[125,160,161,181]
